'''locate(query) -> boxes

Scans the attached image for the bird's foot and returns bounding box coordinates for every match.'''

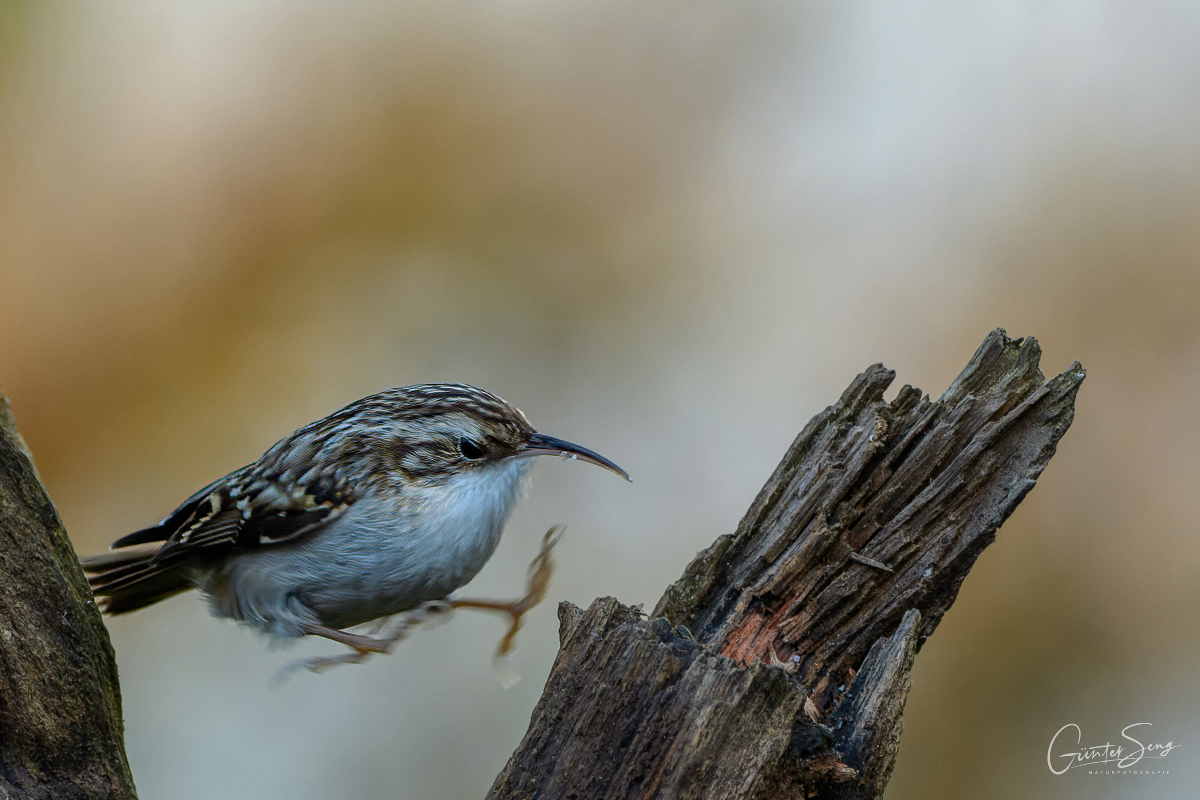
[300,624,400,654]
[280,526,562,678]
[280,601,455,677]
[452,525,563,658]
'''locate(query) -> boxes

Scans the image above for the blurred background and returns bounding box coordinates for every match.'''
[1,1,1197,798]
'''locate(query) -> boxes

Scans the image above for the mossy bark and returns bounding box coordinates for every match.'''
[0,391,137,799]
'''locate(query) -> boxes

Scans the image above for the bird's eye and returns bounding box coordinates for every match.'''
[458,438,486,460]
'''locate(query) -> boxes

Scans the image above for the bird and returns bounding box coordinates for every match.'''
[81,383,627,667]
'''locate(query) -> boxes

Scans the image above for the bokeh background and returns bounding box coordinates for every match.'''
[2,2,1198,798]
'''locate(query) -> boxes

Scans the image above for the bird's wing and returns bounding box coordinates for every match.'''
[108,475,232,548]
[86,468,357,613]
[109,467,358,564]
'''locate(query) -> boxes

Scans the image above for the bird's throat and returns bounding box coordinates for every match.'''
[405,458,533,587]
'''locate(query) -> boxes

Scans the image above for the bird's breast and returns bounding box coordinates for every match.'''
[293,459,533,624]
[398,458,533,585]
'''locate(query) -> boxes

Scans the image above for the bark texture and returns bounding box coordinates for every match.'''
[0,390,137,799]
[489,329,1083,799]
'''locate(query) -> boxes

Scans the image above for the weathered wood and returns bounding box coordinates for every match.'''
[489,597,857,800]
[827,609,920,800]
[489,329,1083,799]
[0,390,137,800]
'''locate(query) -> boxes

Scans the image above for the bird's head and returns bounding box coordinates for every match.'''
[351,384,628,484]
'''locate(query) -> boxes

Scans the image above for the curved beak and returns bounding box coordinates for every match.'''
[519,432,630,481]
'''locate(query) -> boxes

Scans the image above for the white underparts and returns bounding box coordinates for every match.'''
[198,458,533,637]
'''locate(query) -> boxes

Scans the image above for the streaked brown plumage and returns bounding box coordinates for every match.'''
[82,384,627,662]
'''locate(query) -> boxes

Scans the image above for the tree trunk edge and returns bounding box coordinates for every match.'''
[0,388,137,800]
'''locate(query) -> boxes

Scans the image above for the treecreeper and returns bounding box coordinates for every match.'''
[82,383,629,671]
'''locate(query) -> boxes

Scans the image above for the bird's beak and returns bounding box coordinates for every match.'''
[519,433,630,481]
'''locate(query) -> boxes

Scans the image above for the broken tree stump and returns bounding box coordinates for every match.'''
[488,329,1083,799]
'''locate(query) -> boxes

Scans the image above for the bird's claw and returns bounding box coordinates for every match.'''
[278,600,455,679]
[451,525,564,658]
[281,528,562,679]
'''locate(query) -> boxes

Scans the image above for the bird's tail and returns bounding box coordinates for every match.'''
[81,544,193,614]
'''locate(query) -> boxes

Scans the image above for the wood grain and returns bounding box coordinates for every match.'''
[490,329,1083,799]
